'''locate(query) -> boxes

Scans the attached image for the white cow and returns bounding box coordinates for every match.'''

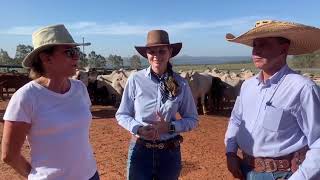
[96,69,133,106]
[220,74,243,107]
[239,69,255,80]
[72,68,100,86]
[181,71,212,115]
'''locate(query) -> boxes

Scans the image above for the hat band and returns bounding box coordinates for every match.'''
[146,42,170,46]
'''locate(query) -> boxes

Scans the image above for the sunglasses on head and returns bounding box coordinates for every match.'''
[64,47,80,58]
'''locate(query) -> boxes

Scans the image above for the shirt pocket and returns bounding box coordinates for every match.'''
[161,98,180,121]
[262,105,284,132]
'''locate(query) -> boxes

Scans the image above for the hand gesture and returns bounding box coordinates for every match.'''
[149,112,170,139]
[137,125,157,141]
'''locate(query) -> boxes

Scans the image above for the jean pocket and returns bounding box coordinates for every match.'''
[262,106,284,132]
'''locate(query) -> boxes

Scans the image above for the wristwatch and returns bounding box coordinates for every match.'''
[169,122,176,134]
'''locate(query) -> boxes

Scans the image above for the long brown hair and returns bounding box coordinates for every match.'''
[165,62,180,97]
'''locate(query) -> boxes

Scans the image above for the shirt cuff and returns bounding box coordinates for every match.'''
[132,124,142,135]
[225,138,238,153]
[171,121,182,133]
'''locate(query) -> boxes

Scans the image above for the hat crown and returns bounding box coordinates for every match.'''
[146,30,170,46]
[32,24,75,49]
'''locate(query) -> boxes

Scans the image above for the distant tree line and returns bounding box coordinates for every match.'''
[0,44,142,70]
[289,51,320,68]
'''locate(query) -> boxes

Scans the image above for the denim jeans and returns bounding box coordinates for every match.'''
[89,171,100,180]
[127,141,182,180]
[241,162,293,180]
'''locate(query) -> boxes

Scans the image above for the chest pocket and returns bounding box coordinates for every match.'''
[262,105,284,132]
[160,97,180,121]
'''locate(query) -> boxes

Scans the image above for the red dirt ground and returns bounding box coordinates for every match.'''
[0,100,234,180]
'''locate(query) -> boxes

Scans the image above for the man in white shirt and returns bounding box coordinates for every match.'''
[225,20,320,180]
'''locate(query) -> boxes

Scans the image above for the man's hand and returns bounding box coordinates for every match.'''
[226,152,244,179]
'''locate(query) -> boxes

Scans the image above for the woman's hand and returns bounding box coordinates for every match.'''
[149,112,170,138]
[137,125,157,141]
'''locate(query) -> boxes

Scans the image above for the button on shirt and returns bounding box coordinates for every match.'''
[225,65,320,179]
[116,67,198,140]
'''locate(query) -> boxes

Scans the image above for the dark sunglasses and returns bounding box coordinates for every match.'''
[64,47,80,58]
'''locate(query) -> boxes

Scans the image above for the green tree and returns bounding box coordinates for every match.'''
[108,54,123,69]
[129,55,141,69]
[14,44,33,66]
[0,49,13,65]
[87,51,106,68]
[78,51,89,68]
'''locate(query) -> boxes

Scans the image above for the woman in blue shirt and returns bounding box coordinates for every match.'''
[116,30,198,180]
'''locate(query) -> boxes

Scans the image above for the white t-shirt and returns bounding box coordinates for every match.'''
[4,79,97,180]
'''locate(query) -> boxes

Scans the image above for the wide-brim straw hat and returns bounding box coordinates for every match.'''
[135,30,182,58]
[22,24,89,68]
[226,20,320,55]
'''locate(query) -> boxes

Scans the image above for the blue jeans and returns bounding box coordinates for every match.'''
[89,171,100,180]
[127,141,182,180]
[241,162,293,180]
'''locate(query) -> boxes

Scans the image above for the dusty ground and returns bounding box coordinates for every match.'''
[0,100,234,180]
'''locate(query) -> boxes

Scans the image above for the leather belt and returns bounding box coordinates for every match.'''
[242,146,308,173]
[134,135,183,150]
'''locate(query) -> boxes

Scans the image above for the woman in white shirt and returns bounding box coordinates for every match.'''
[1,24,99,180]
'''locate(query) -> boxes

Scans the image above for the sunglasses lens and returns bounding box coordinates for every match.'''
[64,47,80,58]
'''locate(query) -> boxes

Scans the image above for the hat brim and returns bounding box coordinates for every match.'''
[135,43,182,59]
[226,22,320,55]
[22,42,89,68]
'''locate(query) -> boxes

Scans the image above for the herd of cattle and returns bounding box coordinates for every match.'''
[0,68,319,115]
[71,67,255,114]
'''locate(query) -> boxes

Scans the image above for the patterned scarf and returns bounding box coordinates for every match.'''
[151,71,174,103]
[151,63,181,103]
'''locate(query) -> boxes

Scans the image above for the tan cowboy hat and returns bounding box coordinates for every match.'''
[135,30,182,58]
[22,24,89,68]
[226,20,320,55]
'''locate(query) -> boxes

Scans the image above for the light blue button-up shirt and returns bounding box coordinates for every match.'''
[225,64,320,179]
[116,67,198,140]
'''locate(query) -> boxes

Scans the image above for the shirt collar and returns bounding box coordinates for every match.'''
[255,64,289,86]
[144,66,169,80]
[145,66,152,78]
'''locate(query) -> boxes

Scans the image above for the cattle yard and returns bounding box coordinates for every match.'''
[0,64,320,179]
[0,100,235,180]
[0,64,319,106]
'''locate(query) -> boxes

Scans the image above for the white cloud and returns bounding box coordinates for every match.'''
[0,16,270,36]
[0,26,40,35]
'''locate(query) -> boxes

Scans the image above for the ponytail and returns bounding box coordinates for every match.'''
[165,62,180,97]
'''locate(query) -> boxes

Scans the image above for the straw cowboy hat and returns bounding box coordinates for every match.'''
[226,20,320,55]
[135,30,182,58]
[22,24,89,68]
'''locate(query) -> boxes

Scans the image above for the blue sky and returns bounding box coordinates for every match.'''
[1,0,319,58]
